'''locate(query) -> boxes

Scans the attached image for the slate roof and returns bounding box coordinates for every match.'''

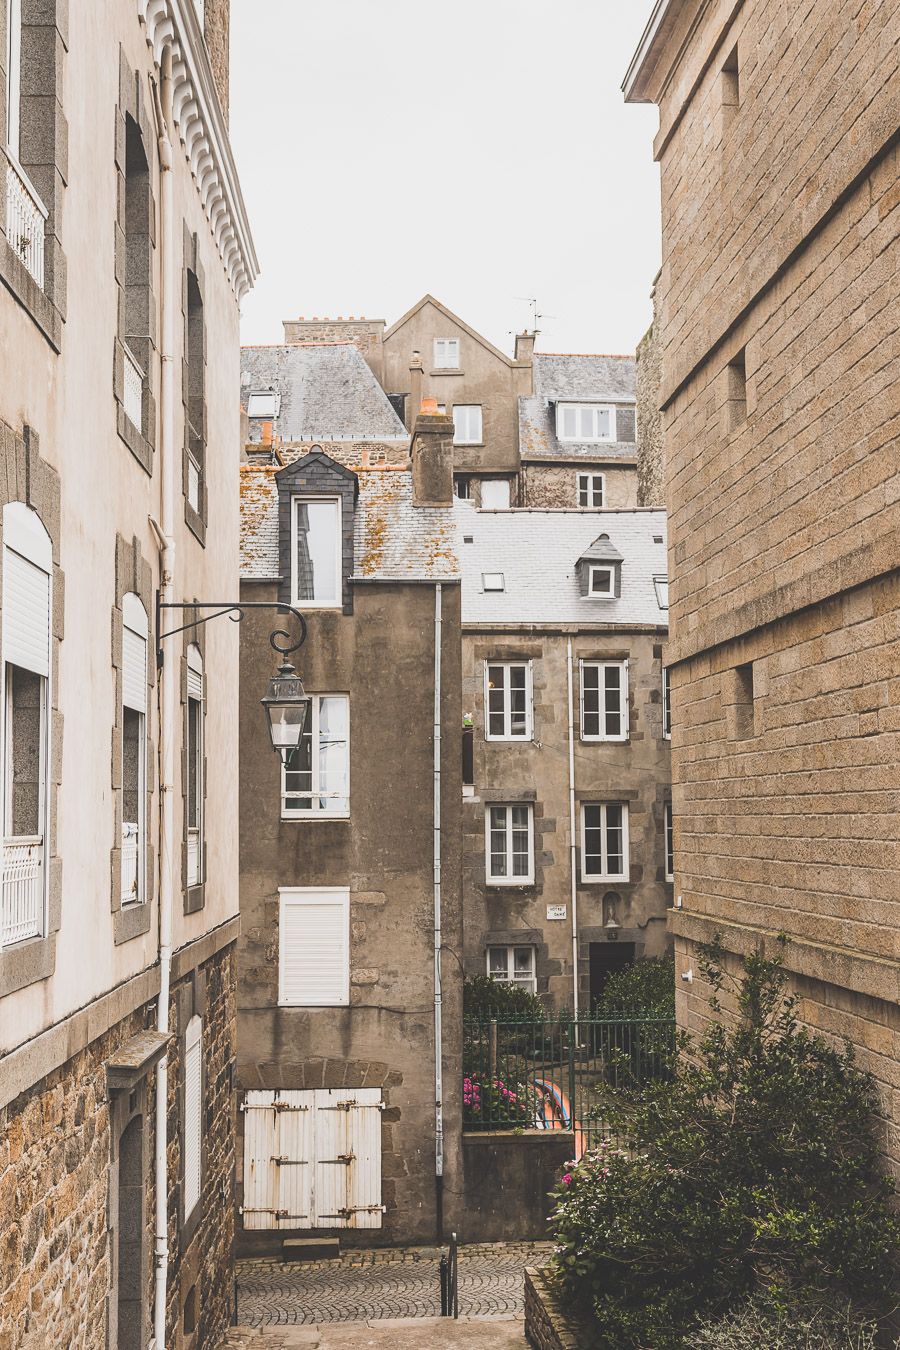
[519,352,638,462]
[241,342,407,442]
[239,460,459,583]
[458,505,668,627]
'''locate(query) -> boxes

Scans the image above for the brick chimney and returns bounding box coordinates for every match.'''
[515,331,536,363]
[407,350,424,431]
[411,399,454,507]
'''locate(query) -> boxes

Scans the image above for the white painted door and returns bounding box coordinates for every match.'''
[241,1088,383,1230]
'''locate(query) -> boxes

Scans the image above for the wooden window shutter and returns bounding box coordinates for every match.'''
[183,1015,202,1216]
[279,888,349,1007]
[122,593,148,713]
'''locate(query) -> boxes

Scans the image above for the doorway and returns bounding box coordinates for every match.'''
[588,942,635,1009]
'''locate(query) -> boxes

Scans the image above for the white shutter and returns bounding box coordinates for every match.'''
[241,1091,278,1230]
[187,643,203,699]
[346,1090,384,1229]
[183,1016,202,1216]
[276,1090,314,1229]
[122,593,148,713]
[279,888,349,1007]
[3,549,50,676]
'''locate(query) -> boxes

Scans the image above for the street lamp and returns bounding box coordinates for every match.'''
[261,657,311,764]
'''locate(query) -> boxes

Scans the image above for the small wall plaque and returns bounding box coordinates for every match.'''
[546,904,567,921]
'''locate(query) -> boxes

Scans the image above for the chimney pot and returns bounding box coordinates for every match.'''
[261,420,273,446]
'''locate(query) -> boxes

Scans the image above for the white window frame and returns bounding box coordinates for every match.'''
[485,803,535,887]
[186,644,204,887]
[580,660,629,742]
[654,576,669,609]
[481,573,505,592]
[484,661,533,741]
[246,390,280,419]
[486,944,537,994]
[1,503,52,948]
[121,593,148,907]
[183,1014,203,1219]
[580,801,630,882]
[281,693,350,819]
[556,403,617,442]
[662,666,672,739]
[452,405,483,445]
[278,886,350,1007]
[577,472,605,508]
[433,338,460,369]
[291,496,342,609]
[588,564,615,597]
[664,802,674,881]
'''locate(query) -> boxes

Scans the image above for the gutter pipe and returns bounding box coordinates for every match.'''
[567,640,579,1020]
[433,582,444,1241]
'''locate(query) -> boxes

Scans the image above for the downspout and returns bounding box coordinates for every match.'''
[433,583,444,1242]
[151,47,176,1350]
[567,640,579,1020]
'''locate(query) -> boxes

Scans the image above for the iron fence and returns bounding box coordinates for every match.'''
[462,1013,676,1155]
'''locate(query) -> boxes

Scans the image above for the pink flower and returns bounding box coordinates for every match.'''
[562,1173,573,1187]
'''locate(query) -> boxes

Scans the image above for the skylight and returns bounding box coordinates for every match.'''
[482,573,505,592]
[654,576,669,609]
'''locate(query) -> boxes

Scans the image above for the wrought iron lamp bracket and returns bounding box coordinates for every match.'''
[155,594,308,667]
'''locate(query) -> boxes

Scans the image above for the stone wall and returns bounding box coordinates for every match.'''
[203,0,230,121]
[281,319,385,381]
[635,299,662,508]
[461,1132,572,1243]
[275,440,409,471]
[524,1266,586,1350]
[520,464,638,510]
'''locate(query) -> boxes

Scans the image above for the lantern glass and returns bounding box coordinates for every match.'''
[261,663,311,763]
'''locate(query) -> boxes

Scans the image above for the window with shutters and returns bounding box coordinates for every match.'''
[184,266,206,531]
[279,887,349,1006]
[484,662,532,740]
[433,338,459,369]
[581,801,629,881]
[186,645,204,887]
[1,503,51,948]
[282,695,349,818]
[121,595,148,907]
[577,472,605,508]
[485,804,534,885]
[452,405,482,445]
[580,661,628,741]
[183,1015,202,1219]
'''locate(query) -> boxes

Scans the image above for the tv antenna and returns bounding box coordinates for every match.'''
[513,296,557,335]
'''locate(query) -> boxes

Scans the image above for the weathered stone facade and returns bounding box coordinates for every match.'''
[520,463,638,511]
[626,0,900,1170]
[282,318,386,382]
[635,288,662,508]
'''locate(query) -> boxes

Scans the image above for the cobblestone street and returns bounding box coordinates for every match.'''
[234,1243,552,1327]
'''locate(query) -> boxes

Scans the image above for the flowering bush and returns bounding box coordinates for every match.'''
[462,1073,540,1129]
[549,941,899,1348]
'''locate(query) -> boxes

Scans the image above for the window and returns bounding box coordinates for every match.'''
[183,1015,202,1218]
[433,338,459,369]
[480,480,510,510]
[6,0,22,159]
[186,645,203,886]
[185,270,205,517]
[662,666,671,739]
[581,661,628,741]
[653,576,669,609]
[726,348,747,429]
[453,405,482,445]
[482,573,504,592]
[278,887,350,1006]
[729,661,755,740]
[282,694,349,817]
[577,473,605,508]
[581,802,629,880]
[1,504,51,948]
[487,945,536,993]
[454,476,471,500]
[292,498,342,607]
[246,390,280,419]
[122,115,151,436]
[121,594,148,907]
[721,43,740,121]
[557,404,617,442]
[664,802,674,881]
[485,804,534,885]
[589,565,615,597]
[485,663,532,740]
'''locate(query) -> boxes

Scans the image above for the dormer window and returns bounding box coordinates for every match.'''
[557,403,617,442]
[247,390,280,419]
[589,565,614,597]
[291,498,342,607]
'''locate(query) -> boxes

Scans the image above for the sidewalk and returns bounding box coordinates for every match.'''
[220,1316,528,1348]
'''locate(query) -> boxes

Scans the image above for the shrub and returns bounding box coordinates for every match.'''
[463,974,544,1020]
[594,954,675,1017]
[688,1290,893,1350]
[550,939,899,1348]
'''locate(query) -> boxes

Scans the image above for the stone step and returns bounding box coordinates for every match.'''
[282,1236,341,1262]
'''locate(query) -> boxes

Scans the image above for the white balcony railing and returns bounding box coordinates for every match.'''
[1,836,44,947]
[187,828,201,887]
[5,156,46,288]
[121,821,140,905]
[123,345,144,429]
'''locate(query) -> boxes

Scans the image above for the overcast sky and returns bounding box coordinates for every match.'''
[230,2,660,357]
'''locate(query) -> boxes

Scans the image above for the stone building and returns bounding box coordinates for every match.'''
[625,2,900,1168]
[635,276,663,508]
[459,506,672,1009]
[0,1,256,1346]
[236,393,463,1248]
[518,354,640,510]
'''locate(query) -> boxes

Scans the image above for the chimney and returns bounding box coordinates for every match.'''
[515,331,536,364]
[407,350,424,431]
[411,399,454,507]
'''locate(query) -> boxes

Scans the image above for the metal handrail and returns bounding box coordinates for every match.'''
[440,1230,459,1318]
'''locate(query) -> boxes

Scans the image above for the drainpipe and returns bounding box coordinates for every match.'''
[567,640,579,1020]
[433,583,444,1242]
[151,47,176,1350]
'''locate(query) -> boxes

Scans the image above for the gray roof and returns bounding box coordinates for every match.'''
[241,343,407,441]
[458,505,668,627]
[519,352,638,462]
[240,461,458,583]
